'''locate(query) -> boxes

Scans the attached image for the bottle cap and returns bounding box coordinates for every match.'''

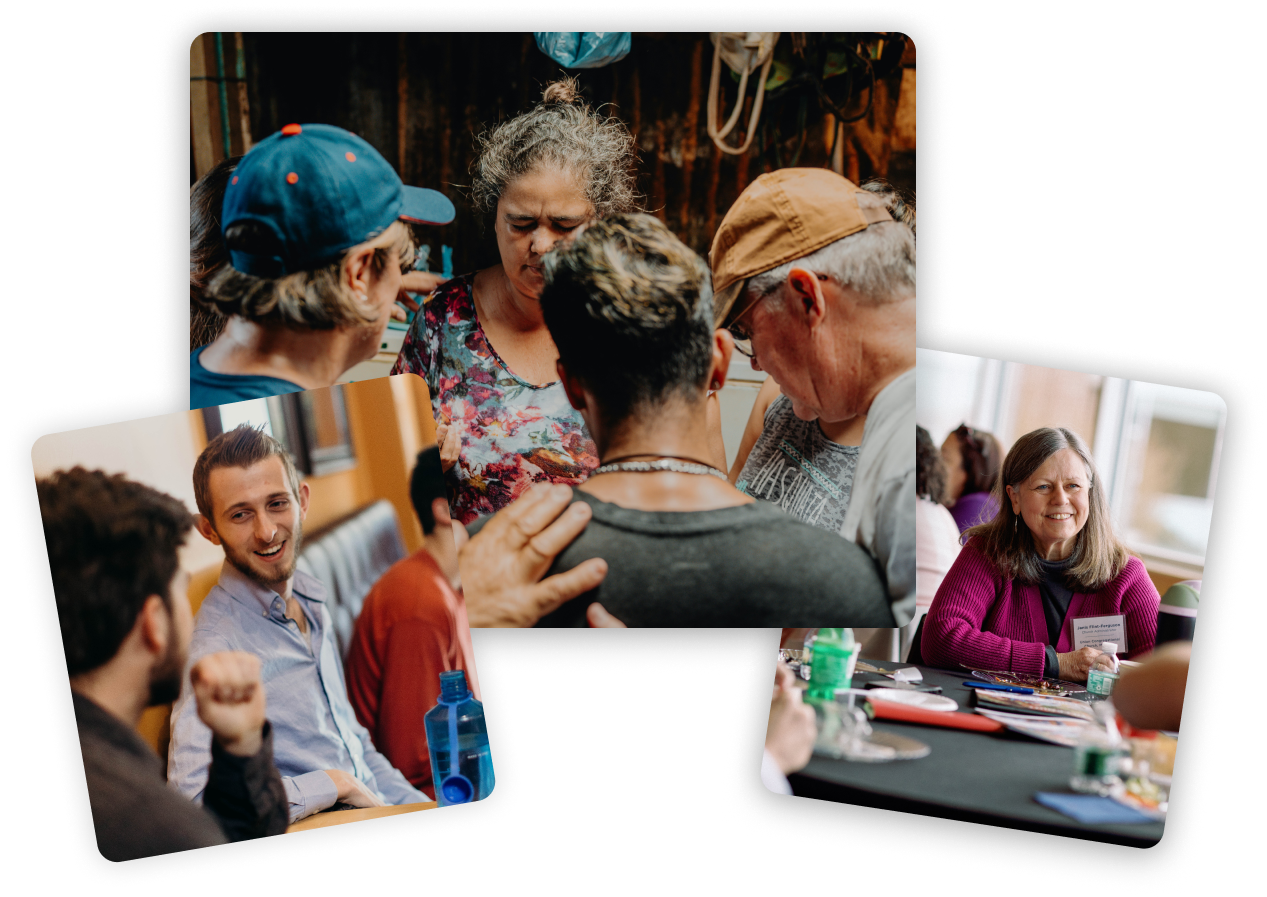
[439,774,475,804]
[1102,642,1118,655]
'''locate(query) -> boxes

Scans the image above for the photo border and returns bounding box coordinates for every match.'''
[7,0,1236,881]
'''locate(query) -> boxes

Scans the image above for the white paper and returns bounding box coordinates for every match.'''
[1071,614,1127,652]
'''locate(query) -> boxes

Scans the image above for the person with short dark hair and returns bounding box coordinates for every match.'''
[941,423,1003,533]
[922,427,1161,682]
[344,447,481,797]
[39,467,287,861]
[499,212,893,627]
[169,426,427,821]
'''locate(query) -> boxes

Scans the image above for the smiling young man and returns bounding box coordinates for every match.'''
[167,426,427,822]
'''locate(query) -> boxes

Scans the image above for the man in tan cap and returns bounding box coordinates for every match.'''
[712,169,916,630]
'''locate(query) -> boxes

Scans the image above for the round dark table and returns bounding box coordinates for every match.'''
[787,663,1166,847]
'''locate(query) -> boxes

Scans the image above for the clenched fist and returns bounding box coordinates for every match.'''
[191,651,267,758]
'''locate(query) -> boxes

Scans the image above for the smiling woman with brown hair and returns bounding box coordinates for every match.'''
[391,77,639,525]
[921,427,1161,682]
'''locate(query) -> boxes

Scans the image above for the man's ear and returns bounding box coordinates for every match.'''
[136,595,171,657]
[709,330,735,391]
[297,480,311,522]
[344,244,378,297]
[195,514,222,546]
[555,359,588,412]
[786,268,828,325]
[430,496,453,529]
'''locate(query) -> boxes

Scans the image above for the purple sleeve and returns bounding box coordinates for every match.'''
[921,541,1048,676]
[950,491,999,533]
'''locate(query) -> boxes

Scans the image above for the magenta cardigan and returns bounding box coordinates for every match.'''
[921,539,1161,677]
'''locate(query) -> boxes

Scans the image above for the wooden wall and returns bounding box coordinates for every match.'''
[191,33,915,273]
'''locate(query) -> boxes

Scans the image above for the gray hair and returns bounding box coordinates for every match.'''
[202,221,413,330]
[470,77,639,218]
[747,182,915,306]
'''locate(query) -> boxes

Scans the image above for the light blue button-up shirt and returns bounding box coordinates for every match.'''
[168,563,426,822]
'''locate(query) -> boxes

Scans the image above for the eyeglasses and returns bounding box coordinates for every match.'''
[724,273,830,359]
[725,291,764,358]
[727,320,755,358]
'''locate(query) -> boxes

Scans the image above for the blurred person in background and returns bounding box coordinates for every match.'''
[40,468,286,861]
[345,447,479,798]
[1114,641,1190,731]
[762,661,817,795]
[941,424,1003,534]
[922,427,1160,682]
[916,425,960,622]
[392,77,639,524]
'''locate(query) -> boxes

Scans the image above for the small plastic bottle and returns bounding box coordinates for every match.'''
[424,670,495,806]
[799,628,817,680]
[805,628,859,704]
[1086,641,1121,696]
[1070,701,1127,795]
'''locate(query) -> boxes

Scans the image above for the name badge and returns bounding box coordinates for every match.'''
[1072,614,1127,652]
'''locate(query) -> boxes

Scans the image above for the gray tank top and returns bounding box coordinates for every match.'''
[735,394,860,533]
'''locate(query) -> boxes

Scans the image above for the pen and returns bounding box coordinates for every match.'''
[964,681,1034,695]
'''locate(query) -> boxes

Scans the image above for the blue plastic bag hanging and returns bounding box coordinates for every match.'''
[534,32,631,69]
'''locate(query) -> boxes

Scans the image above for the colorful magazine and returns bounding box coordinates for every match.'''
[973,709,1090,747]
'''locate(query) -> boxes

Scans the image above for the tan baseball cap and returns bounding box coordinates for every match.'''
[709,168,893,328]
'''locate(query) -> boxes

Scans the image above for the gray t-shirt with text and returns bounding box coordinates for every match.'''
[736,394,860,533]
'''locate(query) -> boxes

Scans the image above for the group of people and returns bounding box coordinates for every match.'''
[188,77,919,629]
[766,423,1181,795]
[43,428,476,860]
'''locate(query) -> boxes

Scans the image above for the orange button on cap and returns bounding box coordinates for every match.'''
[281,123,302,136]
[345,151,357,162]
[231,176,238,185]
[286,172,299,184]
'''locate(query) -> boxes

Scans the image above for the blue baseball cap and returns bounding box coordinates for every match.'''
[222,123,455,277]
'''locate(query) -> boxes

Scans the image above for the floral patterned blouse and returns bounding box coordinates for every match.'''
[391,273,598,525]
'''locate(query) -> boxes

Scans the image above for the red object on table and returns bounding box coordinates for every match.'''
[867,700,1006,732]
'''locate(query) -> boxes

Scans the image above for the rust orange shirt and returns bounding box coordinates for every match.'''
[344,548,479,799]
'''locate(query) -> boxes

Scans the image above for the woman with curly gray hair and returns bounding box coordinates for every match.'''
[392,78,640,525]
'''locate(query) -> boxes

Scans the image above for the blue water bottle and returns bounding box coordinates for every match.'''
[424,671,494,805]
